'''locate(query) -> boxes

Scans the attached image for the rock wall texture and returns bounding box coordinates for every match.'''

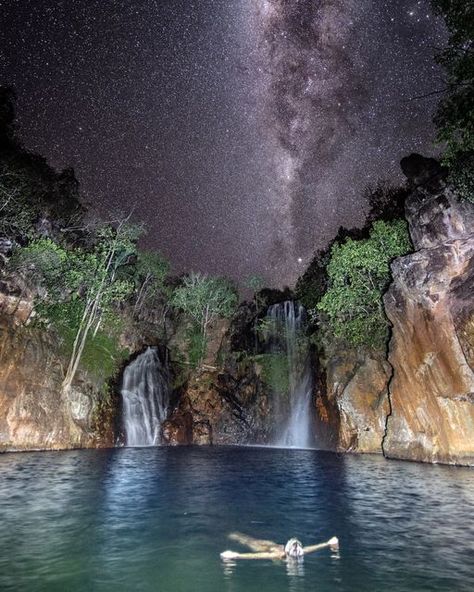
[383,155,474,465]
[316,349,391,454]
[0,294,114,451]
[163,356,271,446]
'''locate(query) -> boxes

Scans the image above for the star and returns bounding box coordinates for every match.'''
[0,0,447,288]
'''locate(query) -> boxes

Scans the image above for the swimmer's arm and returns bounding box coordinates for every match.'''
[303,537,339,555]
[221,550,286,561]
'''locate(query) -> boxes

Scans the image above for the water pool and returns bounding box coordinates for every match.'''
[0,446,473,591]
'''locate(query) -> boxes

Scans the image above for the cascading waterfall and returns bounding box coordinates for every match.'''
[121,347,170,447]
[264,301,314,448]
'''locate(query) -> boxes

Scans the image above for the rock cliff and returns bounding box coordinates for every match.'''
[163,311,272,446]
[0,296,114,451]
[314,155,474,465]
[383,154,474,465]
[316,348,391,453]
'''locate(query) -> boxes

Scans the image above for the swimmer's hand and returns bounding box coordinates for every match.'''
[221,550,239,560]
[328,536,339,550]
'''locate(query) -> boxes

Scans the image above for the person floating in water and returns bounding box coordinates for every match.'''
[220,532,339,561]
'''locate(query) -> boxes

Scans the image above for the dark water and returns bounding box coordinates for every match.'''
[0,447,473,592]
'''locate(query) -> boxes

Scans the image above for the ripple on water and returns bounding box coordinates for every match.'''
[0,447,473,592]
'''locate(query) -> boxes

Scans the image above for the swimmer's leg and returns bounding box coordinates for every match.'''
[228,532,282,554]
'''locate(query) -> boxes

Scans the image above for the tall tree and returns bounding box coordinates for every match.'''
[61,221,139,391]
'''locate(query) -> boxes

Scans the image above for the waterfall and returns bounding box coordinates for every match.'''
[264,301,314,448]
[121,347,170,447]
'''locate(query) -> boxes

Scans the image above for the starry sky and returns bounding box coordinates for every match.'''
[0,0,446,287]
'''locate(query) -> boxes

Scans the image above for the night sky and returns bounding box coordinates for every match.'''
[0,0,446,287]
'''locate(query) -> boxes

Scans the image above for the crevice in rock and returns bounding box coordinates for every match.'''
[381,321,395,458]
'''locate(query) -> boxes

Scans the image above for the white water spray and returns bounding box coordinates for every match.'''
[265,301,313,448]
[121,347,170,447]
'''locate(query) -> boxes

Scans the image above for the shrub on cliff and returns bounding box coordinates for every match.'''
[296,182,409,317]
[314,219,412,349]
[171,272,238,367]
[8,222,140,387]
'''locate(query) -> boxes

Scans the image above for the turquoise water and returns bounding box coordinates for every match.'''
[0,446,473,592]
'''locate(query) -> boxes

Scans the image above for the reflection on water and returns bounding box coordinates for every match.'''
[0,447,473,592]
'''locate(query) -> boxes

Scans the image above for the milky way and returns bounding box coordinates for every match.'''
[0,0,446,287]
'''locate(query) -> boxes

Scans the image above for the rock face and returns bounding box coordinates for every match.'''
[163,358,271,446]
[0,296,114,451]
[0,327,113,451]
[383,154,474,465]
[317,349,391,453]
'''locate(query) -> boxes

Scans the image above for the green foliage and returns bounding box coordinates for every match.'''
[186,323,208,369]
[171,272,238,329]
[0,167,37,239]
[364,181,409,225]
[136,250,169,287]
[132,249,171,314]
[9,223,140,384]
[431,0,474,201]
[38,300,127,379]
[13,240,60,296]
[245,274,265,294]
[316,220,412,348]
[295,247,331,313]
[171,272,237,366]
[252,353,289,394]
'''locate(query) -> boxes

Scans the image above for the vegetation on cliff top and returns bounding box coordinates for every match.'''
[296,183,412,350]
[315,220,412,349]
[171,272,238,368]
[0,88,237,384]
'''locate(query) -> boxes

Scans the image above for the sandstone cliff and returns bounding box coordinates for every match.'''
[163,311,272,446]
[383,155,474,465]
[315,348,391,454]
[0,291,114,451]
[314,155,474,465]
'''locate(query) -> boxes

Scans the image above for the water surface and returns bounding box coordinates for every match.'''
[0,447,473,592]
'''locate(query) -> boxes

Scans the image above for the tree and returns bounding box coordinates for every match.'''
[7,238,73,319]
[431,0,474,201]
[61,221,139,391]
[171,272,238,366]
[133,250,170,316]
[0,166,39,240]
[364,181,409,225]
[315,220,412,348]
[10,222,140,390]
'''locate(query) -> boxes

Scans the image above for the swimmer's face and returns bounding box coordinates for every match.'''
[284,538,304,558]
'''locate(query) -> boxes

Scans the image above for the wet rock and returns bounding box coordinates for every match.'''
[192,420,212,445]
[162,412,193,445]
[166,366,270,446]
[68,386,92,429]
[228,301,258,353]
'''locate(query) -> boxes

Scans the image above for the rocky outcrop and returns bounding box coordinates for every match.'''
[163,358,271,446]
[0,291,114,451]
[316,349,391,453]
[383,154,474,465]
[0,321,114,451]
